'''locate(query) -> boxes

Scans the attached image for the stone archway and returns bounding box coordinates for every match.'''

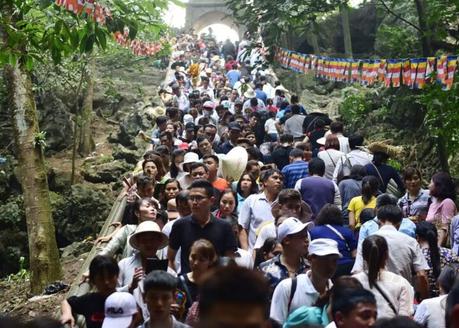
[185,0,245,39]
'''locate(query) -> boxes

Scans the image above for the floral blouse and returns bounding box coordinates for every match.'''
[421,247,459,297]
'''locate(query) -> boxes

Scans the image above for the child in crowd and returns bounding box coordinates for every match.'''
[60,255,119,328]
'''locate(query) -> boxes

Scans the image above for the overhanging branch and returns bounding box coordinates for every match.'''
[378,0,422,32]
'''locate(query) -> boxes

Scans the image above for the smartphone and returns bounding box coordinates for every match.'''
[145,258,168,274]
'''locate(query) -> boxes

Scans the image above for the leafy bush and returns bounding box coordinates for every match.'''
[339,92,371,124]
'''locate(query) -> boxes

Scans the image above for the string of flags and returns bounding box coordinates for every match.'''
[55,0,164,57]
[275,48,458,91]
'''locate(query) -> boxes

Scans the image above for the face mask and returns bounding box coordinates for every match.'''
[203,110,212,117]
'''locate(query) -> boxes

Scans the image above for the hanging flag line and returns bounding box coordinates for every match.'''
[274,47,458,91]
[55,0,164,57]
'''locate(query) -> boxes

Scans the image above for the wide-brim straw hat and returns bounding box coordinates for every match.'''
[152,106,166,117]
[219,146,248,182]
[244,89,256,99]
[366,140,403,158]
[128,221,168,250]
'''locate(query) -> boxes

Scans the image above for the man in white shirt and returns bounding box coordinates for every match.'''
[332,134,373,182]
[324,121,351,154]
[238,169,283,251]
[352,205,429,295]
[171,84,190,113]
[270,238,340,324]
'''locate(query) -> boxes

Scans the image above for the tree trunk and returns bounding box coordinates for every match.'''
[78,56,96,156]
[307,22,320,54]
[413,0,433,56]
[339,3,353,58]
[4,64,62,294]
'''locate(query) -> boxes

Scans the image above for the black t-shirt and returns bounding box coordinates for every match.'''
[178,274,199,310]
[67,293,107,328]
[169,215,237,274]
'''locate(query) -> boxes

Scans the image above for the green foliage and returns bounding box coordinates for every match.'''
[0,196,26,229]
[339,92,371,124]
[375,25,421,57]
[33,131,47,149]
[7,256,30,282]
[419,79,459,164]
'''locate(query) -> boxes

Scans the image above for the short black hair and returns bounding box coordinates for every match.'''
[203,154,219,165]
[175,190,190,205]
[143,270,177,294]
[289,148,304,159]
[291,104,300,114]
[196,135,210,145]
[376,193,398,208]
[315,204,343,226]
[137,174,154,189]
[156,116,168,125]
[330,121,344,133]
[332,288,376,318]
[250,98,258,107]
[190,162,209,173]
[349,134,364,149]
[159,131,173,141]
[199,266,270,319]
[377,204,403,225]
[308,158,325,176]
[280,134,294,144]
[89,255,119,283]
[373,317,423,328]
[260,169,283,183]
[189,179,214,197]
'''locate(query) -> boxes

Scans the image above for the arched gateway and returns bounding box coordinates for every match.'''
[185,0,245,38]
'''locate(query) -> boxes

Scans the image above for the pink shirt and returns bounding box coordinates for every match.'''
[426,198,457,224]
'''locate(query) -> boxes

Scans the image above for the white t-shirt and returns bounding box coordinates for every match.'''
[414,294,447,328]
[318,149,345,180]
[264,118,278,134]
[270,271,333,324]
[353,270,414,318]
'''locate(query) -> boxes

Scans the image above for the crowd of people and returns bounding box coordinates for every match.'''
[7,32,459,328]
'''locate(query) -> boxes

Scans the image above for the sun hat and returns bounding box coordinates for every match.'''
[366,140,403,158]
[277,217,310,243]
[167,199,179,220]
[221,100,231,109]
[203,101,215,109]
[244,89,256,99]
[185,122,195,131]
[316,136,326,146]
[219,146,248,182]
[308,238,342,257]
[183,114,194,125]
[183,152,199,165]
[128,221,168,250]
[284,305,326,328]
[102,292,137,328]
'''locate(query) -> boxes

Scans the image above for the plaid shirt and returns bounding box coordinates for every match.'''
[281,160,309,189]
[259,254,309,292]
[397,189,431,218]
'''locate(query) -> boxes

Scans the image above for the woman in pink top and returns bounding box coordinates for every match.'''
[426,172,457,246]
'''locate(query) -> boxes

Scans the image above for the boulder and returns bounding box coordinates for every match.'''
[60,241,92,259]
[81,156,133,183]
[112,144,142,164]
[36,96,73,155]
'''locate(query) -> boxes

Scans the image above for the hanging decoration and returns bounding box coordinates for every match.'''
[55,0,164,57]
[274,47,458,91]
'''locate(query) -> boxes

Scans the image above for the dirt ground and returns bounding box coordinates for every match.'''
[0,253,88,318]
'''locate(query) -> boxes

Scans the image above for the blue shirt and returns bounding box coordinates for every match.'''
[255,88,267,104]
[226,70,241,87]
[358,217,416,246]
[282,160,309,189]
[310,225,357,265]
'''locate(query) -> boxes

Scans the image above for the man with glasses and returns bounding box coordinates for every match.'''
[167,179,237,274]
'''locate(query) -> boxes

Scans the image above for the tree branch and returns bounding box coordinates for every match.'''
[378,0,422,32]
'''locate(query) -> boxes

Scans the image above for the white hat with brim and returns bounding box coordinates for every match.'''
[102,292,137,328]
[277,217,310,243]
[128,221,168,250]
[308,238,342,257]
[316,137,326,145]
[219,146,248,181]
[244,89,256,99]
[183,152,199,165]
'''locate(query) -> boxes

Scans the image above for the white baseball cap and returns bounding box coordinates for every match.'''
[277,217,310,243]
[102,292,137,328]
[308,238,342,257]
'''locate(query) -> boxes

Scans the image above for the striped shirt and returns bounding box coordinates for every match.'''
[281,160,309,189]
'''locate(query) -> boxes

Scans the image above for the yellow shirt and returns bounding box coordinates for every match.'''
[348,196,377,228]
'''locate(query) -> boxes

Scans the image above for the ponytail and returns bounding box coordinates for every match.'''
[416,221,441,279]
[361,176,379,205]
[362,235,388,288]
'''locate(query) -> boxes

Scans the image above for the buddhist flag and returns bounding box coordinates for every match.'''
[391,61,402,87]
[436,56,447,85]
[414,58,427,89]
[384,60,394,87]
[351,61,360,82]
[84,0,94,15]
[444,56,458,91]
[402,60,411,86]
[56,0,67,6]
[425,57,436,83]
[378,60,386,82]
[410,60,419,89]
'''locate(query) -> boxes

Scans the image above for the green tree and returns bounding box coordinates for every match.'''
[0,0,169,294]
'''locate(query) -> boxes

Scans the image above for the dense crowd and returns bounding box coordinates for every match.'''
[7,32,459,328]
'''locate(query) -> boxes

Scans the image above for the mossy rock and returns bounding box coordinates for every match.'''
[81,157,133,183]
